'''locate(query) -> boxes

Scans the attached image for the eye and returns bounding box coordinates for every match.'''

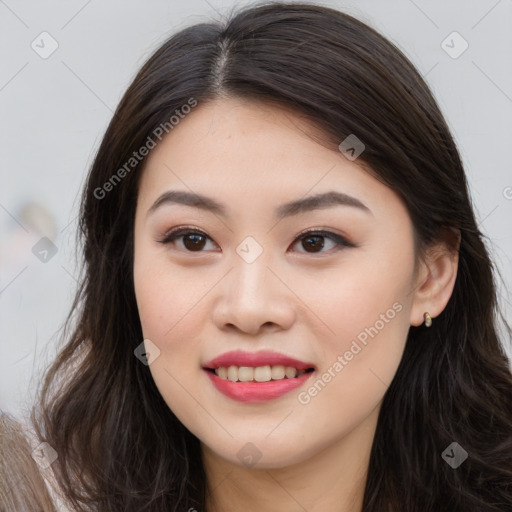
[290,229,355,254]
[157,227,355,254]
[158,227,217,252]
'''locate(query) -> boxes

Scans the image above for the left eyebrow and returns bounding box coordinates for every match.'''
[146,190,372,219]
[276,190,372,218]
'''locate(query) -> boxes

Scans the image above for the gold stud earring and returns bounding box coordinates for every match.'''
[423,312,432,327]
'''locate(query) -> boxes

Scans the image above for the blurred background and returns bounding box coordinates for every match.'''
[1,0,511,418]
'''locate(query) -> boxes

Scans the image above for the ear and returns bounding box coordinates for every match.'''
[409,228,461,327]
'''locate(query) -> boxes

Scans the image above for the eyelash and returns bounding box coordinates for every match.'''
[157,226,355,254]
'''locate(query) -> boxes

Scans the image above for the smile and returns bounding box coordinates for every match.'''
[208,365,314,382]
[202,350,317,402]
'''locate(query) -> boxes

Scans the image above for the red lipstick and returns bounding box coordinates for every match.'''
[203,350,315,371]
[202,350,316,403]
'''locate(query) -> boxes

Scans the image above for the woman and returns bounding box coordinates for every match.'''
[1,2,511,511]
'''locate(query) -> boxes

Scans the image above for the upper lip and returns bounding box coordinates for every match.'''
[203,350,316,371]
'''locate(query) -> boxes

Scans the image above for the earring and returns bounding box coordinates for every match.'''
[423,312,432,327]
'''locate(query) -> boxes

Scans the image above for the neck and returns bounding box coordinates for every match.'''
[202,403,381,512]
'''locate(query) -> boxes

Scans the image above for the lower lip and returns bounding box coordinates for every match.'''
[204,369,314,403]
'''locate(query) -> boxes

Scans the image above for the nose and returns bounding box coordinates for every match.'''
[211,255,296,336]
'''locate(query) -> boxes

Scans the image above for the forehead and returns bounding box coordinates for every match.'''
[147,97,338,165]
[137,97,407,225]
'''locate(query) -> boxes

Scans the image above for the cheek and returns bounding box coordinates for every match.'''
[134,270,204,358]
[133,255,210,432]
[133,255,205,420]
[294,260,412,433]
[133,243,197,341]
[309,241,414,384]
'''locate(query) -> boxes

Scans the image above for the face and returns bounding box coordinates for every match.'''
[133,97,419,469]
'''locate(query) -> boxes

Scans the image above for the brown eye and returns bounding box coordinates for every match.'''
[158,228,217,252]
[301,234,326,253]
[182,233,207,251]
[291,230,354,254]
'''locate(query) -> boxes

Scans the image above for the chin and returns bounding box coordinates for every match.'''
[205,436,319,470]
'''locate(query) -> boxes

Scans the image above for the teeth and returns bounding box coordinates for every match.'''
[271,365,285,380]
[238,366,254,382]
[213,365,310,382]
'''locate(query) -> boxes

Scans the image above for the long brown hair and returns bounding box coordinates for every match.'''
[2,2,512,511]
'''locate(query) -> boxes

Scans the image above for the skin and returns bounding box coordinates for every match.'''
[133,97,460,512]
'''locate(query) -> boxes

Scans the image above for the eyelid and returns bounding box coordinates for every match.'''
[158,226,212,246]
[293,228,356,252]
[294,227,353,244]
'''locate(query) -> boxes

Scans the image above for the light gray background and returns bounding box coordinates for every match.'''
[1,0,511,418]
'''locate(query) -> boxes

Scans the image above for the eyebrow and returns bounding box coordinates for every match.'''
[147,190,372,219]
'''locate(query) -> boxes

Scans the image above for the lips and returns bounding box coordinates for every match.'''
[202,350,316,372]
[202,350,317,403]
